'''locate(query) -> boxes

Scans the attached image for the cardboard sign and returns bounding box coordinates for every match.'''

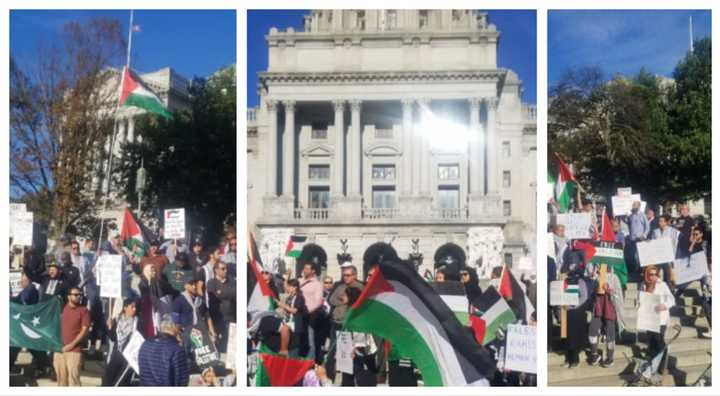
[556,212,592,239]
[97,255,123,298]
[617,187,632,197]
[122,330,145,374]
[225,323,236,369]
[335,330,354,374]
[504,324,537,374]
[637,238,675,267]
[674,252,709,285]
[12,211,34,247]
[9,271,23,297]
[164,208,186,240]
[190,322,221,369]
[549,280,579,306]
[611,194,646,216]
[637,292,661,333]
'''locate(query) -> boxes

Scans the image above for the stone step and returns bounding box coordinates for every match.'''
[549,362,711,387]
[548,337,711,366]
[548,348,711,383]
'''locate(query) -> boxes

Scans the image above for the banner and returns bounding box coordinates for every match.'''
[12,211,34,246]
[122,330,145,374]
[164,208,186,240]
[674,252,709,285]
[97,255,123,298]
[504,324,537,374]
[190,322,221,369]
[335,330,354,374]
[9,271,23,297]
[556,212,592,239]
[637,292,661,333]
[549,280,579,306]
[226,323,236,369]
[637,238,675,267]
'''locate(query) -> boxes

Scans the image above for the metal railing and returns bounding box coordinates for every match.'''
[293,208,331,221]
[361,207,400,219]
[431,207,469,220]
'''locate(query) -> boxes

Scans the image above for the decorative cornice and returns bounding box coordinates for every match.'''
[260,70,504,85]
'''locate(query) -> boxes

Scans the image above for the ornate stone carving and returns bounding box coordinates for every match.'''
[283,100,296,112]
[337,238,352,265]
[259,70,505,85]
[467,226,504,279]
[265,99,278,112]
[484,97,499,111]
[349,99,362,112]
[332,99,345,113]
[469,97,482,110]
[258,228,294,274]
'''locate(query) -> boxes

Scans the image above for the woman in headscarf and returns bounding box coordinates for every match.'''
[138,263,177,338]
[102,298,140,386]
[460,267,483,310]
[588,263,625,368]
[561,251,591,368]
[640,265,675,374]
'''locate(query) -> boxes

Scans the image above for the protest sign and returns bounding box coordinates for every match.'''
[556,213,592,239]
[12,211,34,246]
[590,241,628,286]
[190,322,221,369]
[336,331,354,374]
[9,203,27,238]
[97,255,123,298]
[164,208,186,239]
[637,292,661,333]
[611,193,646,216]
[504,324,537,374]
[549,280,579,306]
[9,271,23,297]
[637,238,675,267]
[226,323,236,369]
[617,187,632,197]
[122,331,145,374]
[673,252,709,285]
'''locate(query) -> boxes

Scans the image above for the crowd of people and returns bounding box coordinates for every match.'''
[10,222,238,387]
[549,200,712,378]
[248,243,537,386]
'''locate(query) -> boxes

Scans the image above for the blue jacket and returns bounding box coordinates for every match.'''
[138,333,189,386]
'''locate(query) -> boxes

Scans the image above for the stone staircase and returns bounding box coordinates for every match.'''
[548,281,711,386]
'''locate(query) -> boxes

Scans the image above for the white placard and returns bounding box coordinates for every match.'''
[549,280,579,306]
[637,292,661,333]
[164,208,186,240]
[97,255,123,298]
[225,323,236,369]
[504,324,537,374]
[673,252,709,285]
[335,331,354,375]
[611,194,646,216]
[12,211,34,246]
[556,212,592,239]
[637,238,675,267]
[122,330,145,374]
[547,233,555,260]
[9,203,27,238]
[9,271,23,297]
[617,187,632,197]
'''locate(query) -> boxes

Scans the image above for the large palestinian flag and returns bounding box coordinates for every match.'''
[248,231,277,314]
[119,66,172,119]
[344,261,495,386]
[591,240,628,287]
[553,154,576,213]
[120,207,155,258]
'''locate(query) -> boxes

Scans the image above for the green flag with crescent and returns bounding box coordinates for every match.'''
[10,296,63,352]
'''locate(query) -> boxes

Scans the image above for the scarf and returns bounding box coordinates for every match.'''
[116,315,137,350]
[183,291,198,326]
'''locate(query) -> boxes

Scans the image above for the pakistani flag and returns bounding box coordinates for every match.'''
[470,286,516,346]
[120,207,155,258]
[554,154,576,213]
[10,297,63,352]
[285,236,306,259]
[119,66,172,119]
[591,241,628,287]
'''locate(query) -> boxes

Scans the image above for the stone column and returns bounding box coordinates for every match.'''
[418,98,431,195]
[127,117,135,144]
[332,100,345,197]
[469,98,483,195]
[265,100,278,197]
[412,98,427,195]
[485,97,499,194]
[401,99,414,195]
[282,100,296,197]
[348,100,362,196]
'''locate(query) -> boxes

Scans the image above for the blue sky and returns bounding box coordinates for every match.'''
[10,10,236,79]
[549,10,711,86]
[247,10,537,107]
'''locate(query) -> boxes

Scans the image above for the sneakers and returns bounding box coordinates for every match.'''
[588,354,602,366]
[601,358,614,368]
[701,330,711,339]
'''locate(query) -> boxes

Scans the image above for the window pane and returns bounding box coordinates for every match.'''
[438,164,459,181]
[503,171,511,188]
[309,187,330,208]
[503,200,511,216]
[372,165,395,180]
[438,188,459,209]
[502,141,511,157]
[372,187,395,209]
[309,165,330,180]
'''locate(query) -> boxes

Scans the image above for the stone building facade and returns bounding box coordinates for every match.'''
[248,10,537,279]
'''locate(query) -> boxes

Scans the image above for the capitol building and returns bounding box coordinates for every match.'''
[247,10,537,280]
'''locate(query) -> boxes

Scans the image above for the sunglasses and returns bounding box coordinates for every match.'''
[324,281,333,284]
[342,273,354,278]
[648,273,658,277]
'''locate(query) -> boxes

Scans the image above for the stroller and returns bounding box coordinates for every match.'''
[624,324,682,386]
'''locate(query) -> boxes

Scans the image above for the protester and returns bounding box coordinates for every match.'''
[188,241,206,271]
[164,252,196,293]
[652,214,679,285]
[640,265,675,375]
[138,314,189,386]
[207,261,236,353]
[140,240,170,276]
[138,263,176,338]
[102,298,140,386]
[561,253,590,369]
[59,252,80,291]
[588,264,624,367]
[274,278,308,357]
[299,262,323,359]
[674,203,696,258]
[54,287,90,386]
[39,262,67,302]
[199,246,223,284]
[222,236,237,279]
[338,286,378,386]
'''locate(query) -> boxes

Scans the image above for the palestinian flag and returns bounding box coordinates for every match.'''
[498,266,531,324]
[469,286,516,345]
[601,208,616,242]
[573,240,597,264]
[248,232,277,314]
[431,281,470,325]
[285,235,306,258]
[554,153,576,213]
[563,282,579,295]
[119,66,172,119]
[591,240,628,287]
[10,296,63,352]
[120,207,155,258]
[256,350,314,386]
[344,261,495,386]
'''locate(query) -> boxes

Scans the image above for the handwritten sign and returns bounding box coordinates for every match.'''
[556,212,592,239]
[637,292,661,333]
[504,324,537,374]
[637,238,675,267]
[335,331,354,374]
[122,331,145,374]
[611,194,646,216]
[9,271,23,297]
[12,211,34,246]
[549,280,579,306]
[97,255,123,298]
[617,187,632,197]
[9,203,27,238]
[164,208,186,240]
[674,252,709,285]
